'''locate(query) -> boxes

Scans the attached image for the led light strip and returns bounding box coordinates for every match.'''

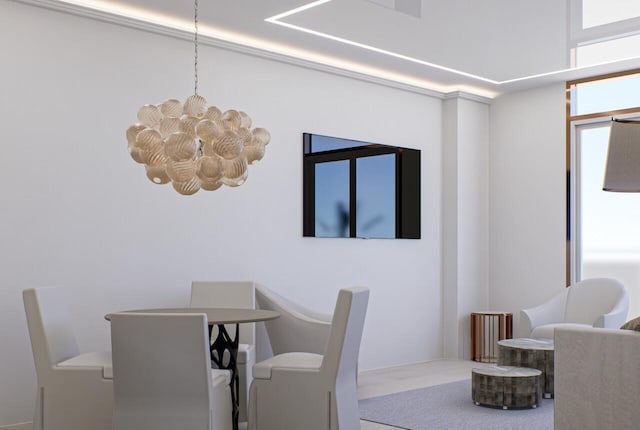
[266,0,500,85]
[265,0,640,86]
[13,0,497,97]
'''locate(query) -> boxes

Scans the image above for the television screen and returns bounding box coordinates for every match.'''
[303,133,420,239]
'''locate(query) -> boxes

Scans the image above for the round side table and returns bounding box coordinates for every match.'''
[470,312,513,363]
[497,337,554,398]
[472,366,542,410]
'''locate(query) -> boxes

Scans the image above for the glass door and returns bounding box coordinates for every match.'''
[574,121,640,318]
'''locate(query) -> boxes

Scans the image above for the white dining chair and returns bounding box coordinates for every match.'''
[248,286,369,430]
[190,280,255,422]
[254,284,332,356]
[23,287,113,430]
[110,312,232,430]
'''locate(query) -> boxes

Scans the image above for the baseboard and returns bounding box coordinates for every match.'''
[0,422,32,430]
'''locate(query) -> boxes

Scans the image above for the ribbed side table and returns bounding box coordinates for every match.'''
[470,312,513,363]
[472,366,542,409]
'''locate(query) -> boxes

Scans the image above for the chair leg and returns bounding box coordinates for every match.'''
[211,380,233,430]
[33,386,43,430]
[247,382,257,430]
[238,356,254,422]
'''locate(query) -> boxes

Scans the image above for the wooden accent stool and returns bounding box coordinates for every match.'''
[470,312,513,363]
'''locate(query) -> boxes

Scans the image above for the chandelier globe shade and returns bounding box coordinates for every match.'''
[124,0,270,195]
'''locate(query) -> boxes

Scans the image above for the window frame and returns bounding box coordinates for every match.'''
[569,0,640,59]
[566,69,640,284]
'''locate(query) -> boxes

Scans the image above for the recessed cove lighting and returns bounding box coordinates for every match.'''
[265,0,640,85]
[265,0,500,85]
[266,0,333,21]
[21,0,495,96]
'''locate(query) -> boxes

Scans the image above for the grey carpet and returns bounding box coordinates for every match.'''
[359,379,553,430]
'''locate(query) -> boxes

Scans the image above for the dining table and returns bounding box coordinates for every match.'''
[105,307,279,430]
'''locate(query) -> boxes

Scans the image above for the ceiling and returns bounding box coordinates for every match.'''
[28,0,640,98]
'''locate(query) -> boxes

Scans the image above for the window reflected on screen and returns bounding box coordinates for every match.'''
[303,132,420,239]
[356,154,396,238]
[315,160,350,237]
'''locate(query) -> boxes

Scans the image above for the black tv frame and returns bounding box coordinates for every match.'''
[303,133,420,239]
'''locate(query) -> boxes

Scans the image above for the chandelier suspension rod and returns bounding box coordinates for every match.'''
[194,0,199,96]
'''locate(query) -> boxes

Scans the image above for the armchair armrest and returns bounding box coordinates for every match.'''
[594,291,629,329]
[255,286,332,355]
[555,326,640,429]
[57,351,113,379]
[257,285,331,324]
[520,289,568,337]
[252,352,323,380]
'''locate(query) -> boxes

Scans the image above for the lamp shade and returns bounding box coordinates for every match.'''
[603,120,640,192]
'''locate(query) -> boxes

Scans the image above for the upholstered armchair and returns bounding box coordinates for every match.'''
[23,287,113,430]
[110,312,232,430]
[254,284,332,356]
[248,287,369,430]
[190,281,255,421]
[520,278,629,338]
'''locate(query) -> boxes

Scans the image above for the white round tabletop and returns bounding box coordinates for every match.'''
[472,365,541,377]
[471,311,512,315]
[497,338,554,350]
[105,307,279,324]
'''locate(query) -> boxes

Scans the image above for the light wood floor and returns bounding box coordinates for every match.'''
[358,359,493,429]
[237,359,491,430]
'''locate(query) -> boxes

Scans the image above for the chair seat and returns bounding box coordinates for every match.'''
[57,351,113,379]
[237,343,254,364]
[253,352,323,380]
[211,368,231,385]
[530,322,592,339]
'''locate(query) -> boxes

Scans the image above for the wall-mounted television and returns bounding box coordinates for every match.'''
[303,133,420,239]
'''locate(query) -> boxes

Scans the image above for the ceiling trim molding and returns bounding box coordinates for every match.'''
[443,91,492,105]
[9,0,468,100]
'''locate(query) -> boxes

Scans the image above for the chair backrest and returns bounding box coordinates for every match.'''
[321,287,369,381]
[23,287,80,375]
[110,313,213,430]
[565,278,628,324]
[255,285,332,355]
[190,281,255,344]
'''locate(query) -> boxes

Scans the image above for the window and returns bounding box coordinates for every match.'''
[570,69,640,116]
[569,0,640,69]
[581,0,640,29]
[567,69,640,317]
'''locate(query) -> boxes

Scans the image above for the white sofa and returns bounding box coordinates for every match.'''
[554,326,640,430]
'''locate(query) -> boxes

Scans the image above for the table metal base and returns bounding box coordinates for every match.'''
[209,323,240,430]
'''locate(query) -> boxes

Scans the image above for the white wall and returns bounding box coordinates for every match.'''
[0,1,445,425]
[489,83,567,335]
[442,97,490,359]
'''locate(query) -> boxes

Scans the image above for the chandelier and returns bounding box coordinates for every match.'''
[125,0,270,195]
